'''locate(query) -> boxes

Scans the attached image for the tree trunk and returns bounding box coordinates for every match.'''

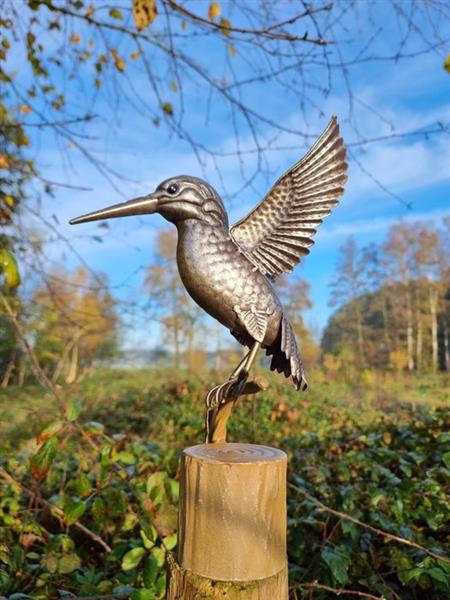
[416,318,423,372]
[1,351,16,388]
[429,287,439,372]
[355,301,365,367]
[444,320,450,372]
[406,291,414,371]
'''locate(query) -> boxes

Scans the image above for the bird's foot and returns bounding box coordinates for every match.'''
[205,369,249,411]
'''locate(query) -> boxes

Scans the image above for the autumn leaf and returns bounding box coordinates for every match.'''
[161,102,173,116]
[109,8,123,20]
[114,58,126,72]
[4,195,14,208]
[227,43,237,57]
[37,420,65,444]
[131,50,141,60]
[444,53,450,74]
[30,438,57,480]
[0,154,11,169]
[69,34,81,44]
[20,104,32,114]
[133,0,158,31]
[208,2,221,21]
[219,18,232,36]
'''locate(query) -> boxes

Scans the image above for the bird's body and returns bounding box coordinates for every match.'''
[70,117,347,392]
[177,219,282,346]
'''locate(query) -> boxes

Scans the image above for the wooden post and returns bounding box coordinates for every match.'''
[167,443,288,599]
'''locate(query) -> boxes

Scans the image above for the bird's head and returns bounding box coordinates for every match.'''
[69,175,228,227]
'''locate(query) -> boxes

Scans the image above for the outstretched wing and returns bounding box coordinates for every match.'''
[230,117,347,279]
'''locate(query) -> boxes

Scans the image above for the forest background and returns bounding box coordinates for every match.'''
[0,1,449,599]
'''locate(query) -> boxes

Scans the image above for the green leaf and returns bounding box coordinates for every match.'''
[122,546,146,571]
[151,546,165,568]
[131,590,156,600]
[41,554,58,574]
[143,554,159,587]
[37,419,64,444]
[58,553,81,574]
[82,421,105,436]
[427,567,449,586]
[30,438,57,480]
[163,533,177,550]
[147,471,166,504]
[0,249,20,289]
[64,499,86,525]
[442,451,450,468]
[65,399,81,421]
[321,546,350,586]
[116,450,136,465]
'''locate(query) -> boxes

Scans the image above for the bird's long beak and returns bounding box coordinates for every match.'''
[69,193,160,225]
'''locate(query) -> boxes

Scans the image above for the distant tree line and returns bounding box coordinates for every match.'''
[323,220,450,374]
[2,219,448,387]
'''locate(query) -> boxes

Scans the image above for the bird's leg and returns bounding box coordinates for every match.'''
[206,341,262,443]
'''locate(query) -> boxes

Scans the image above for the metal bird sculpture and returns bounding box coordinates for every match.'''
[70,116,347,441]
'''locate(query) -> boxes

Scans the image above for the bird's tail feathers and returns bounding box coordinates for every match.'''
[267,316,307,391]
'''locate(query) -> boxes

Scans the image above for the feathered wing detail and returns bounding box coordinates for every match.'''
[266,316,307,391]
[230,116,347,279]
[233,304,270,344]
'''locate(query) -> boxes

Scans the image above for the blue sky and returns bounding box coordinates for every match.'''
[13,1,450,350]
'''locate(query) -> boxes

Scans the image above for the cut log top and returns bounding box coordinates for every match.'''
[185,442,286,464]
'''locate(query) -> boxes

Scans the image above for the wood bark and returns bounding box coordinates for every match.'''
[167,443,288,599]
[166,554,287,600]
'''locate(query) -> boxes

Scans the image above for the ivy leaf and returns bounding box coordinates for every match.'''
[143,554,159,587]
[58,552,81,574]
[321,546,350,585]
[64,499,86,525]
[133,0,158,31]
[121,546,146,571]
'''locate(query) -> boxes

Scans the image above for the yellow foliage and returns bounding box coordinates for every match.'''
[389,350,409,372]
[360,369,376,386]
[69,34,81,44]
[0,154,11,169]
[323,353,341,377]
[132,0,157,31]
[208,2,221,21]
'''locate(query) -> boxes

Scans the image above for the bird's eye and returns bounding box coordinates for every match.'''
[167,183,179,195]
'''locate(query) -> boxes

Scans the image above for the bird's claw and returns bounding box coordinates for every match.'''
[205,369,249,410]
